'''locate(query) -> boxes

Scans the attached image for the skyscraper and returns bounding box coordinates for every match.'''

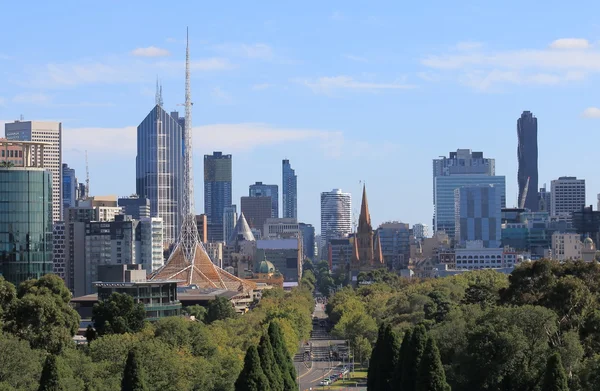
[454,185,502,248]
[5,120,63,221]
[62,163,77,210]
[241,196,272,235]
[517,111,539,211]
[204,152,232,242]
[223,205,238,244]
[136,100,183,246]
[282,159,297,219]
[118,195,151,220]
[551,177,586,216]
[0,140,53,286]
[249,181,278,218]
[320,189,352,245]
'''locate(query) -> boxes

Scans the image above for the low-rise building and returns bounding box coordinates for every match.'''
[551,233,582,261]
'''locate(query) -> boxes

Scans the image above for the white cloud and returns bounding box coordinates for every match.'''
[131,46,171,57]
[298,76,415,94]
[455,42,484,51]
[549,38,590,50]
[582,107,600,118]
[13,92,52,104]
[214,43,273,59]
[252,83,273,90]
[422,39,599,90]
[344,54,368,63]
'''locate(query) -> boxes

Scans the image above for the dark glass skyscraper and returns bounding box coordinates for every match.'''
[136,105,183,245]
[517,111,539,211]
[282,159,297,219]
[204,152,232,242]
[249,181,278,218]
[0,168,53,286]
[62,163,77,210]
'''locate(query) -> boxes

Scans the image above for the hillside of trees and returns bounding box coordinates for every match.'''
[0,274,314,391]
[326,259,600,391]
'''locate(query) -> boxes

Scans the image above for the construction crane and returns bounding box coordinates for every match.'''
[85,150,90,198]
[519,176,530,209]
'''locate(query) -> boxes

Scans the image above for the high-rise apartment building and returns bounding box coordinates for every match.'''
[53,222,66,280]
[434,175,506,238]
[551,177,586,216]
[136,105,183,246]
[249,182,279,218]
[62,163,77,210]
[412,223,430,240]
[517,111,539,211]
[223,205,238,244]
[0,140,53,286]
[454,185,502,248]
[282,159,297,219]
[5,120,63,221]
[433,149,502,238]
[204,152,232,242]
[138,217,164,272]
[241,196,272,235]
[118,196,151,220]
[320,189,352,244]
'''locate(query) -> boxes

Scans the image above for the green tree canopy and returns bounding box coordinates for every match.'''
[401,325,428,391]
[205,296,237,323]
[234,345,271,391]
[416,337,451,391]
[121,349,148,391]
[92,292,146,336]
[183,304,207,322]
[268,322,296,390]
[258,334,283,391]
[542,353,569,391]
[37,355,62,391]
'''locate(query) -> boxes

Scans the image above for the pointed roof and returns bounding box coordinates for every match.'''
[358,184,372,232]
[150,241,256,292]
[229,213,256,243]
[373,232,384,265]
[351,236,360,265]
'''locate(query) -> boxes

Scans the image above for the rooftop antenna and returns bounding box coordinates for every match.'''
[155,77,163,107]
[85,150,90,198]
[19,114,24,121]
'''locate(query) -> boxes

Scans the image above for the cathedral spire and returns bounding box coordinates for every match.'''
[358,184,372,232]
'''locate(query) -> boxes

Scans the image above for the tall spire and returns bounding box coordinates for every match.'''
[358,184,372,232]
[155,77,164,107]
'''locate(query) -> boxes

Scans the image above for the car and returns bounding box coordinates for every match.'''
[319,379,331,386]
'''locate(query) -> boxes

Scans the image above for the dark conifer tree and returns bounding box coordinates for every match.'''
[380,324,401,391]
[38,355,62,391]
[234,345,271,391]
[258,334,284,391]
[401,324,428,391]
[121,349,148,391]
[416,337,451,391]
[367,323,386,391]
[392,327,413,389]
[541,353,569,391]
[268,322,296,391]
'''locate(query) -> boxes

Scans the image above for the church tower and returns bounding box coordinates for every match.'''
[356,185,374,265]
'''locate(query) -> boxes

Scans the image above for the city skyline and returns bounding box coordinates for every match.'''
[2,2,600,233]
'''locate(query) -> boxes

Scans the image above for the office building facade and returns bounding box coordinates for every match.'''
[517,111,539,211]
[241,196,272,235]
[320,189,352,244]
[538,184,551,212]
[118,196,151,220]
[136,105,183,246]
[299,223,315,261]
[249,182,279,218]
[412,223,430,240]
[434,175,506,238]
[454,185,502,248]
[204,152,232,242]
[282,159,297,219]
[53,222,66,279]
[62,163,77,210]
[223,205,238,244]
[551,177,586,216]
[5,120,63,221]
[377,222,411,269]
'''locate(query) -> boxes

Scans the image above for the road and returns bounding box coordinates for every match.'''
[294,301,357,391]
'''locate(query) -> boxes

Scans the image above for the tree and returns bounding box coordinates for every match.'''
[353,335,372,365]
[85,325,97,343]
[3,275,80,353]
[234,345,271,391]
[0,332,43,391]
[416,337,450,391]
[379,324,401,391]
[392,328,413,389]
[0,276,16,322]
[367,323,385,391]
[268,322,296,391]
[121,350,148,391]
[92,292,146,336]
[257,334,283,391]
[205,296,237,323]
[183,304,207,322]
[38,355,62,391]
[401,325,428,391]
[542,353,569,391]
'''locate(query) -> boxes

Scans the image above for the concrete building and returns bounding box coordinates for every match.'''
[53,222,66,280]
[204,152,232,242]
[0,141,53,286]
[299,223,316,261]
[223,205,237,245]
[118,196,151,220]
[255,239,302,282]
[282,159,297,219]
[62,163,77,210]
[264,218,300,239]
[412,223,430,240]
[377,222,411,269]
[552,232,582,261]
[138,217,164,272]
[5,120,62,221]
[205,242,224,268]
[517,111,539,212]
[454,185,502,248]
[328,238,353,271]
[249,182,278,218]
[78,195,122,222]
[136,105,183,246]
[241,196,272,235]
[195,214,208,243]
[454,241,524,270]
[321,189,352,244]
[551,177,586,217]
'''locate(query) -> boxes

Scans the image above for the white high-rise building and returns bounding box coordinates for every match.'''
[320,189,352,244]
[412,223,430,240]
[5,120,63,221]
[551,177,585,217]
[139,217,164,272]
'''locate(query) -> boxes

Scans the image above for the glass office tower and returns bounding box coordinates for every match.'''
[0,168,53,286]
[204,152,232,242]
[282,159,297,219]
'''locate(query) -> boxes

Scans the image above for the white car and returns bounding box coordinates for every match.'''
[319,379,331,386]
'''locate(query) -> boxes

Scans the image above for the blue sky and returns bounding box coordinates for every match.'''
[2,0,600,233]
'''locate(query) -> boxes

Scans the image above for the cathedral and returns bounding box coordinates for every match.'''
[351,185,384,271]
